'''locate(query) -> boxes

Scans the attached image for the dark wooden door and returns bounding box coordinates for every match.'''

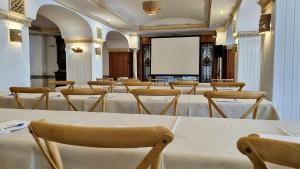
[226,49,235,79]
[109,52,131,79]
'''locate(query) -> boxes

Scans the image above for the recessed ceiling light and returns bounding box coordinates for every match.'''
[105,18,112,22]
[220,10,224,15]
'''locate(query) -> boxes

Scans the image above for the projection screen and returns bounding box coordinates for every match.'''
[151,37,200,75]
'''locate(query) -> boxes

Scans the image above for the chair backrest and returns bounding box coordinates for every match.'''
[211,79,234,83]
[61,88,107,112]
[210,82,245,91]
[48,80,75,91]
[204,91,266,119]
[124,82,153,93]
[169,81,198,95]
[28,120,174,169]
[87,81,114,92]
[96,78,114,82]
[237,134,300,169]
[131,89,182,116]
[10,87,50,110]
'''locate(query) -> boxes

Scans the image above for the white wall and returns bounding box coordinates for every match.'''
[236,0,260,32]
[273,0,300,120]
[30,35,46,76]
[236,35,261,91]
[102,43,109,76]
[46,36,58,75]
[216,30,227,45]
[0,20,30,90]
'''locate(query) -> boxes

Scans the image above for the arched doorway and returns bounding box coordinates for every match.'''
[29,14,64,86]
[29,4,93,86]
[104,31,131,79]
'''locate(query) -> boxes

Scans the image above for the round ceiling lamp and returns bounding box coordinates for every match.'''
[143,0,161,16]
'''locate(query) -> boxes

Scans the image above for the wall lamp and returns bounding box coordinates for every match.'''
[71,47,83,53]
[9,29,22,42]
[259,14,271,34]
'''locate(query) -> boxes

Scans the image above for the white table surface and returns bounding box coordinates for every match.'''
[0,92,280,120]
[0,108,297,169]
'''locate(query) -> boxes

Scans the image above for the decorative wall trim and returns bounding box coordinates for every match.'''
[9,0,25,15]
[0,9,31,26]
[234,31,260,38]
[30,26,60,33]
[65,38,104,45]
[31,75,55,79]
[108,48,130,52]
[139,23,208,31]
[257,0,273,12]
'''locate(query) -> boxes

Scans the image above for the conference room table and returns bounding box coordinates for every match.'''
[0,108,298,169]
[54,83,215,95]
[0,92,280,120]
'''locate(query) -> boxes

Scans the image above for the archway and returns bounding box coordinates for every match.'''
[30,4,94,85]
[103,31,131,79]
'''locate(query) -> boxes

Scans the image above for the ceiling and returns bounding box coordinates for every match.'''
[57,0,238,35]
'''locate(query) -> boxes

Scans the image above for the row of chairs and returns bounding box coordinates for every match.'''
[28,120,300,169]
[9,86,266,119]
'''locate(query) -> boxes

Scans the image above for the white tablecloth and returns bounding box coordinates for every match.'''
[0,108,297,169]
[55,85,213,95]
[0,92,280,120]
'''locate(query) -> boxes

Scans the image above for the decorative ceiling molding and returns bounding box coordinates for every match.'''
[207,0,212,27]
[55,0,130,33]
[139,23,208,32]
[225,0,242,30]
[65,38,104,45]
[0,9,31,26]
[257,0,273,13]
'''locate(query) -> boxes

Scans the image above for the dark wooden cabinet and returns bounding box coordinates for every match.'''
[109,52,132,79]
[55,36,66,81]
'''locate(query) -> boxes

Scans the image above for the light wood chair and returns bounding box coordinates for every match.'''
[61,88,107,112]
[169,81,198,95]
[28,120,174,169]
[10,87,50,110]
[48,80,75,91]
[131,89,182,116]
[237,134,300,169]
[124,82,153,93]
[96,78,114,82]
[123,78,140,83]
[87,81,114,93]
[210,82,246,91]
[204,91,267,119]
[211,79,234,83]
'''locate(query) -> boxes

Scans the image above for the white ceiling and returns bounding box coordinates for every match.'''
[58,0,238,34]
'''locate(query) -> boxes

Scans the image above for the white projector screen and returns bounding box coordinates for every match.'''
[151,37,200,75]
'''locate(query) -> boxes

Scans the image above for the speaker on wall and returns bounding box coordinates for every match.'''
[214,45,226,58]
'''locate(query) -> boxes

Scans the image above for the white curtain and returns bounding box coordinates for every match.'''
[236,35,261,91]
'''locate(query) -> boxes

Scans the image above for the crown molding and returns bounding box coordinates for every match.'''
[55,0,131,34]
[224,0,242,30]
[139,23,208,32]
[65,38,104,45]
[0,9,31,26]
[234,31,260,38]
[257,0,273,13]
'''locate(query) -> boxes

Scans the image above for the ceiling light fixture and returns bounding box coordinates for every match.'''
[220,10,224,15]
[143,0,161,16]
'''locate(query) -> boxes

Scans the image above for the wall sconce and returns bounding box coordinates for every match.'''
[259,14,271,33]
[9,29,22,42]
[95,47,101,55]
[71,47,83,53]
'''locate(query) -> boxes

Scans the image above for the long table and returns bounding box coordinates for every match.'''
[0,108,298,169]
[55,84,214,95]
[0,92,280,120]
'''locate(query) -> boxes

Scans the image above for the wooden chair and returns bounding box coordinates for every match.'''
[210,82,246,91]
[204,91,267,119]
[131,89,182,116]
[28,120,174,169]
[169,81,198,95]
[123,78,140,83]
[211,79,234,83]
[61,88,107,112]
[10,87,50,110]
[237,134,300,169]
[96,78,114,82]
[87,81,114,93]
[124,82,153,93]
[48,80,75,91]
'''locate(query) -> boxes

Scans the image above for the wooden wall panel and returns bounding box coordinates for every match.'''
[226,49,235,79]
[109,52,131,79]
